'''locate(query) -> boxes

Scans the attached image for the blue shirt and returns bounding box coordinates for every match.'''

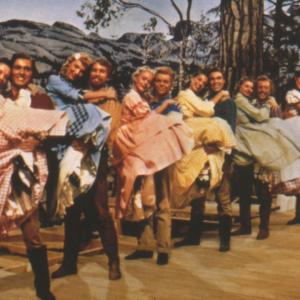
[150,95,181,115]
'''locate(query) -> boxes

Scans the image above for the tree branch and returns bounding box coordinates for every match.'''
[116,0,172,27]
[170,0,183,21]
[186,0,192,22]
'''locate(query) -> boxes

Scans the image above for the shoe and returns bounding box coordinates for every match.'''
[38,291,56,300]
[124,250,153,260]
[287,217,300,225]
[231,227,251,236]
[174,238,200,248]
[109,262,122,280]
[219,242,230,252]
[51,264,77,279]
[157,253,169,265]
[256,229,269,240]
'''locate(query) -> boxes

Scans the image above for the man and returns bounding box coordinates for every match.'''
[51,58,122,280]
[7,53,54,109]
[0,58,11,94]
[233,75,280,240]
[123,66,175,265]
[174,70,235,252]
[150,66,181,117]
[0,53,58,300]
[256,75,281,117]
[206,68,237,132]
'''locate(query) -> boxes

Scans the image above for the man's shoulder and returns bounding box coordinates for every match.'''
[29,85,55,110]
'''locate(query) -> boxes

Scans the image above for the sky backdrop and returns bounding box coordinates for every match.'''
[0,0,220,38]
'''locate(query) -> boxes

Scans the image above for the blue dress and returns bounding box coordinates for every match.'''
[46,75,111,210]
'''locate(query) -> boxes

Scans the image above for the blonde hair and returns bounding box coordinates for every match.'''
[132,66,154,82]
[60,52,93,78]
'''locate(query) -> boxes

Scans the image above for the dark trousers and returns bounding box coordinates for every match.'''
[214,99,237,132]
[62,147,119,267]
[236,164,272,230]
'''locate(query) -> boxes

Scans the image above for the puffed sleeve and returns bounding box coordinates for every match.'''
[178,89,215,118]
[46,75,83,104]
[235,93,270,122]
[123,90,150,120]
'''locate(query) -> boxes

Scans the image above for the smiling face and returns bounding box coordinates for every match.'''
[0,63,11,90]
[65,59,86,82]
[133,70,154,94]
[154,73,173,98]
[209,71,225,93]
[89,62,110,89]
[190,74,208,94]
[239,80,254,98]
[256,80,272,102]
[11,58,33,89]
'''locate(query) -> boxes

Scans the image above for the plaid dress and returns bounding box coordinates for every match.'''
[0,99,68,236]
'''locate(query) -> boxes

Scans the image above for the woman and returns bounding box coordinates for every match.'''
[0,97,69,300]
[113,66,194,264]
[172,72,236,251]
[284,71,300,225]
[47,53,121,280]
[233,77,300,239]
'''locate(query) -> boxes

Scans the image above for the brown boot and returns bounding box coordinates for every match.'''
[256,228,269,240]
[287,196,300,225]
[219,215,232,252]
[174,198,204,248]
[27,246,56,300]
[109,261,121,280]
[256,181,272,240]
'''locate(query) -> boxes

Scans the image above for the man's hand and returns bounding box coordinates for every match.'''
[164,99,177,107]
[18,136,40,152]
[85,87,117,104]
[102,87,117,100]
[212,90,230,104]
[219,90,230,102]
[267,97,279,112]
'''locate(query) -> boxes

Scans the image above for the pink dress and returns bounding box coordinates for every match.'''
[113,89,194,217]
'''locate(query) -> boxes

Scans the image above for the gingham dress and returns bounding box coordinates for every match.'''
[0,99,68,236]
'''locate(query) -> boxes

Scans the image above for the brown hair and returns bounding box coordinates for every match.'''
[88,58,112,78]
[11,52,37,77]
[256,75,274,93]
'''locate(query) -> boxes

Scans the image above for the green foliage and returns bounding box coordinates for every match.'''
[76,0,126,29]
[264,0,300,101]
[143,17,158,32]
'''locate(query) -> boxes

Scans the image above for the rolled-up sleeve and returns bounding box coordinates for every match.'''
[47,75,82,104]
[235,94,270,122]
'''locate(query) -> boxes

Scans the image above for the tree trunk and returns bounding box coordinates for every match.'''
[220,0,264,92]
[271,0,284,88]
